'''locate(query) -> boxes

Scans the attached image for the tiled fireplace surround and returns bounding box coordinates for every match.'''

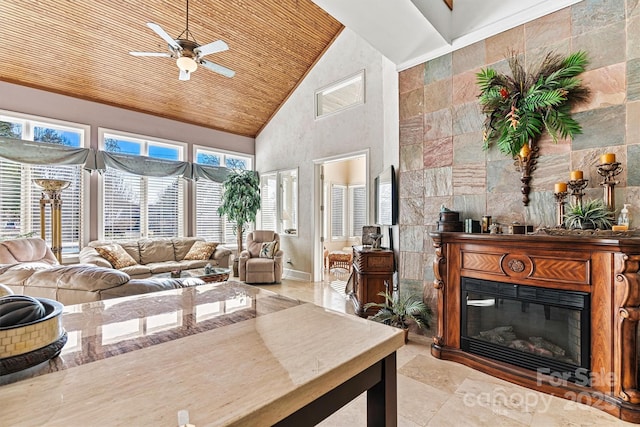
[397,0,640,305]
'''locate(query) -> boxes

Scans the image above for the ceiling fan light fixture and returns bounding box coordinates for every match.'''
[176,56,198,73]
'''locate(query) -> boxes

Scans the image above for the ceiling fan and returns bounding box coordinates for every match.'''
[129,0,235,81]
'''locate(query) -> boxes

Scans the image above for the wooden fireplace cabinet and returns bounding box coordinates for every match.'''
[430,231,640,422]
[349,245,394,317]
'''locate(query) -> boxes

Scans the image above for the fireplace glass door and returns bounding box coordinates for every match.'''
[461,277,590,383]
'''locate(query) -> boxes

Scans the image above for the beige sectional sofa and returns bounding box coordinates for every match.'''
[0,238,230,305]
[79,237,231,278]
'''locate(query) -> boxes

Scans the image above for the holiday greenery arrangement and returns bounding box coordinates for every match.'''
[476,51,590,157]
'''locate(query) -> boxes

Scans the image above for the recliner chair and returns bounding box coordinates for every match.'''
[238,230,283,284]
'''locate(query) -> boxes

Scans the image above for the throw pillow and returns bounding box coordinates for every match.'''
[183,241,219,260]
[259,240,278,259]
[95,244,137,269]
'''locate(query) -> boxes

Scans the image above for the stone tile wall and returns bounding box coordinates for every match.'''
[398,0,640,313]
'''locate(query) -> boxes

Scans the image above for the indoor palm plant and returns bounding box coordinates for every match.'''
[564,198,614,230]
[476,50,590,157]
[217,170,261,273]
[364,287,432,342]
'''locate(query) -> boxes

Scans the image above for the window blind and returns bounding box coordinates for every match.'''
[195,179,225,242]
[147,176,182,238]
[103,169,143,240]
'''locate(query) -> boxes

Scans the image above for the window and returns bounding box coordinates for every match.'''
[259,168,298,236]
[315,70,365,119]
[100,130,185,240]
[260,172,277,231]
[279,169,297,235]
[0,111,87,255]
[194,147,253,244]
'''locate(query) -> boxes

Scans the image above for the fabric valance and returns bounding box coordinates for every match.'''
[0,138,236,182]
[0,137,97,170]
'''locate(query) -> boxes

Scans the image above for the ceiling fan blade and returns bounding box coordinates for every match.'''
[200,59,235,78]
[129,51,172,57]
[179,69,191,81]
[194,40,229,57]
[147,22,180,50]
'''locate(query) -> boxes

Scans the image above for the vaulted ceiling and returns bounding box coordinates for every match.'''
[0,0,343,138]
[0,0,579,138]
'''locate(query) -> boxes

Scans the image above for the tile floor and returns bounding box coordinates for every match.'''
[257,272,636,426]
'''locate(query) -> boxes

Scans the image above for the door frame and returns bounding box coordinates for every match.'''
[312,150,369,282]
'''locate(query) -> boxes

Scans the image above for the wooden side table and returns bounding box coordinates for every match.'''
[349,246,394,317]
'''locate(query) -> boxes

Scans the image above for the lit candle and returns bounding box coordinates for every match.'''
[519,144,531,158]
[554,182,567,193]
[570,170,583,181]
[600,153,616,164]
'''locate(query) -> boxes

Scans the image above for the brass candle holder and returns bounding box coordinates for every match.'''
[597,161,623,212]
[567,179,589,207]
[553,191,568,228]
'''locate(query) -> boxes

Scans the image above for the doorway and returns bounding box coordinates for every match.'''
[313,151,368,283]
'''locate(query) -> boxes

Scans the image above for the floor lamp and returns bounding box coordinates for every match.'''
[33,179,70,263]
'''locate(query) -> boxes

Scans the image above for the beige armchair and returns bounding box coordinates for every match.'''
[238,231,283,284]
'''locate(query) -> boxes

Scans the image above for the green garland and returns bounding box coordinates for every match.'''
[476,51,590,157]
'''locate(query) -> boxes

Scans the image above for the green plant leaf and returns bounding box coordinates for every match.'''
[477,50,589,155]
[217,170,261,251]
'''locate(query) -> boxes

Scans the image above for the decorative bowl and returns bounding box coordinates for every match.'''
[32,179,71,193]
[0,297,67,375]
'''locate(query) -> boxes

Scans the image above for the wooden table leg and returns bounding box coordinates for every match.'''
[367,352,397,427]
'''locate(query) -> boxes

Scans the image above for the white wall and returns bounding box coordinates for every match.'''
[0,81,254,155]
[256,28,398,278]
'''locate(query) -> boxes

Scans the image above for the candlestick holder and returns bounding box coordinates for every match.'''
[597,161,623,212]
[567,179,589,206]
[514,143,539,206]
[553,191,568,228]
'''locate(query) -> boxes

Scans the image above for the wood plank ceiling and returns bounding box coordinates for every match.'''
[0,0,343,137]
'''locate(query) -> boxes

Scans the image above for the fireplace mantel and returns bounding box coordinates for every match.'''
[430,231,640,423]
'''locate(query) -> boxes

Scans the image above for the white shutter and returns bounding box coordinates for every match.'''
[349,185,366,238]
[331,184,346,239]
[260,173,277,231]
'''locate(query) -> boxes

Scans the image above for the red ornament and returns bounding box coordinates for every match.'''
[500,87,509,99]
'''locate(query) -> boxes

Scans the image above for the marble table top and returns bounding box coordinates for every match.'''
[0,281,404,426]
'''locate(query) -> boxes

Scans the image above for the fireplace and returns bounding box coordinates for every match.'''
[461,277,590,383]
[429,232,640,422]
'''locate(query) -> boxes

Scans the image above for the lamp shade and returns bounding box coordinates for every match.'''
[176,56,198,73]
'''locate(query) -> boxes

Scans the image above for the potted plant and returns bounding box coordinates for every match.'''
[363,287,432,343]
[217,170,261,275]
[564,198,614,230]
